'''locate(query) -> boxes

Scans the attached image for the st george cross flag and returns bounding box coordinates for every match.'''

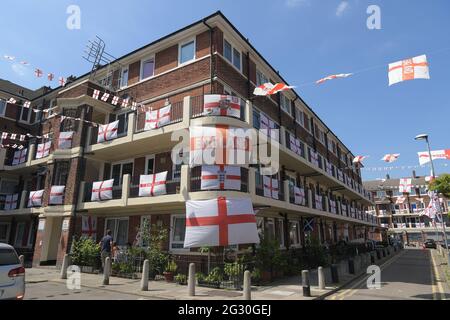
[58,77,66,87]
[396,196,406,204]
[34,69,43,78]
[253,83,294,96]
[353,155,367,164]
[315,195,323,211]
[189,126,250,167]
[4,194,18,210]
[421,191,439,219]
[263,176,279,199]
[28,190,44,207]
[58,131,74,149]
[121,98,130,108]
[49,186,65,205]
[399,178,412,193]
[111,96,119,105]
[309,149,319,167]
[200,165,241,191]
[82,216,97,240]
[259,113,279,142]
[294,186,305,205]
[418,149,450,165]
[23,101,31,108]
[97,120,119,143]
[101,93,110,102]
[92,89,100,100]
[381,154,400,163]
[388,54,430,86]
[139,172,168,197]
[316,73,353,85]
[144,105,171,130]
[47,73,54,81]
[7,98,16,104]
[12,148,27,165]
[203,95,241,118]
[289,133,302,156]
[36,141,51,159]
[91,179,114,201]
[183,197,259,248]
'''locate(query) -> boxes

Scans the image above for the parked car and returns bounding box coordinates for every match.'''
[0,243,25,300]
[423,239,437,249]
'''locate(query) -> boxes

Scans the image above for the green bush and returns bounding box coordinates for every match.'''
[175,273,187,284]
[70,237,101,267]
[204,267,223,282]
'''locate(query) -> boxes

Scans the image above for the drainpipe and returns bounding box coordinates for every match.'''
[202,20,214,93]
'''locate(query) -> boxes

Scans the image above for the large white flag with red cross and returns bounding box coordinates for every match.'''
[203,95,241,118]
[263,176,279,199]
[49,186,65,205]
[399,178,413,193]
[36,141,51,159]
[316,73,353,85]
[28,190,44,207]
[189,125,251,167]
[381,153,400,163]
[144,105,171,130]
[91,179,114,201]
[139,172,168,197]
[82,216,97,240]
[183,197,259,248]
[12,148,27,165]
[97,120,119,143]
[200,165,241,191]
[253,83,294,96]
[294,186,305,206]
[259,113,279,141]
[58,131,74,149]
[418,149,450,165]
[4,194,18,210]
[388,54,430,86]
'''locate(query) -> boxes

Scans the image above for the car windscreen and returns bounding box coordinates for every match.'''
[0,248,20,266]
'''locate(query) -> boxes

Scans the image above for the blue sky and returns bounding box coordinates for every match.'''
[1,0,449,180]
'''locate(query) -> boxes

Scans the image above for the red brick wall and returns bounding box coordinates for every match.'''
[128,61,141,86]
[196,30,211,59]
[155,45,178,75]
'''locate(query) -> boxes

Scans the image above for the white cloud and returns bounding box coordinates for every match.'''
[11,63,27,77]
[285,0,310,8]
[336,1,350,17]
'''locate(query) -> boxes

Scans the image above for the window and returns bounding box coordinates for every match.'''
[277,219,285,247]
[170,215,186,250]
[265,218,276,241]
[120,67,129,88]
[289,221,301,246]
[0,223,10,242]
[256,70,268,86]
[61,108,79,132]
[316,128,325,145]
[145,155,155,175]
[53,161,70,186]
[99,72,113,88]
[27,221,36,247]
[223,39,241,71]
[0,179,18,194]
[140,56,155,80]
[111,161,133,186]
[14,222,26,247]
[295,107,304,126]
[19,106,30,123]
[0,99,6,116]
[105,218,129,246]
[179,39,195,65]
[376,191,386,198]
[110,112,128,136]
[280,94,291,115]
[252,109,261,130]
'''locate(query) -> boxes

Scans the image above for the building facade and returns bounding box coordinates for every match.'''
[364,174,450,245]
[0,12,378,267]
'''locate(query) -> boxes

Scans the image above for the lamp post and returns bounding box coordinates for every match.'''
[415,134,449,260]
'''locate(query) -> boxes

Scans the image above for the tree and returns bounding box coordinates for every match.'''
[429,174,450,198]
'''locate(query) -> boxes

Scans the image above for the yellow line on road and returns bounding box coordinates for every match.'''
[430,250,446,300]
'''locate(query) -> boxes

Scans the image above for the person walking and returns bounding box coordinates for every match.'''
[100,229,113,273]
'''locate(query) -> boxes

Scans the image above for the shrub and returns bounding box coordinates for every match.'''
[175,273,187,284]
[70,237,100,267]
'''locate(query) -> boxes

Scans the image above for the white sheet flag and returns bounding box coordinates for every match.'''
[388,54,430,86]
[144,105,171,130]
[418,149,450,165]
[139,172,168,197]
[399,178,413,193]
[200,165,241,190]
[203,95,241,118]
[91,179,114,201]
[97,120,119,143]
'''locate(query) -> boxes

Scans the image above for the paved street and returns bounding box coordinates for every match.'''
[327,248,449,300]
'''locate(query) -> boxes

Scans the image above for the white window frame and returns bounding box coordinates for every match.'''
[289,220,301,247]
[120,66,129,88]
[178,38,196,66]
[0,99,7,117]
[0,222,11,242]
[170,214,188,252]
[104,217,129,247]
[223,37,242,72]
[256,69,269,87]
[110,158,134,186]
[140,55,155,81]
[14,222,26,247]
[19,105,31,124]
[295,107,304,127]
[144,154,156,175]
[280,94,292,116]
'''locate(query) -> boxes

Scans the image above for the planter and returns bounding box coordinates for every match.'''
[163,271,174,282]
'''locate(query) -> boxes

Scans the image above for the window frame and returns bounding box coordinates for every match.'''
[289,220,301,247]
[0,99,7,117]
[256,69,269,87]
[178,37,196,66]
[280,94,292,116]
[120,66,129,88]
[140,55,155,81]
[19,105,31,123]
[170,214,188,252]
[14,222,26,247]
[144,154,156,175]
[0,222,11,243]
[110,159,134,186]
[104,217,129,247]
[295,107,304,127]
[223,37,242,72]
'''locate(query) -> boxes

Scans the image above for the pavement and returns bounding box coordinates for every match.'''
[325,247,450,300]
[23,247,406,300]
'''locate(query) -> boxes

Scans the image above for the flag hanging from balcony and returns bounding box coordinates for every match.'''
[92,89,100,99]
[418,149,450,165]
[189,126,250,167]
[259,113,279,141]
[82,216,97,240]
[253,83,294,96]
[28,190,44,207]
[7,97,16,104]
[91,179,114,201]
[58,131,74,149]
[203,95,241,118]
[421,191,439,219]
[4,194,18,210]
[49,186,65,205]
[101,93,110,102]
[395,196,406,204]
[144,104,171,130]
[263,176,279,199]
[288,133,302,156]
[97,120,119,143]
[139,171,168,197]
[315,194,323,210]
[294,186,305,205]
[388,54,430,86]
[353,155,367,164]
[381,153,400,163]
[316,73,353,85]
[200,165,241,191]
[399,178,412,193]
[36,141,51,159]
[183,197,259,248]
[309,149,319,167]
[12,148,27,165]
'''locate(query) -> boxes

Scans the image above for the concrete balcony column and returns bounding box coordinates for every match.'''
[127,112,136,139]
[324,195,330,212]
[0,148,6,170]
[248,167,256,197]
[245,99,253,127]
[283,180,290,203]
[77,181,86,208]
[180,164,190,200]
[280,126,286,148]
[308,189,313,209]
[20,190,28,209]
[121,174,130,206]
[85,126,93,147]
[182,96,191,128]
[27,143,36,165]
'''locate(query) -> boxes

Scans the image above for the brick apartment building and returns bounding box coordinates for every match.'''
[0,11,379,267]
[364,173,450,245]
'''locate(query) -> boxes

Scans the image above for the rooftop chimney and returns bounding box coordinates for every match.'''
[386,174,390,180]
[412,170,417,178]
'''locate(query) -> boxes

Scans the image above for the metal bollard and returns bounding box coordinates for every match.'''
[318,266,325,290]
[243,270,251,300]
[331,264,339,283]
[60,254,70,280]
[103,257,111,285]
[302,270,311,297]
[140,259,149,291]
[348,259,355,274]
[19,255,25,267]
[188,263,195,297]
